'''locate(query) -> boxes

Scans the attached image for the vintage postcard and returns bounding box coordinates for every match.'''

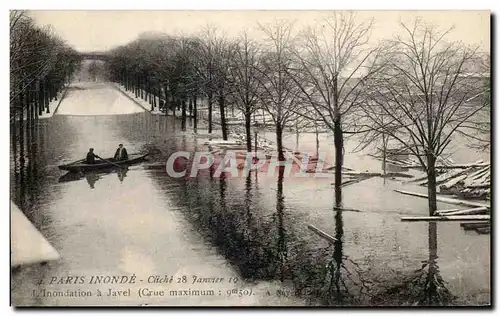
[10,10,491,307]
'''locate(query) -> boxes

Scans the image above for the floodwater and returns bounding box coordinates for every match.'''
[10,81,490,306]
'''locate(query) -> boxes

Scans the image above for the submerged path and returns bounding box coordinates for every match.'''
[56,82,146,116]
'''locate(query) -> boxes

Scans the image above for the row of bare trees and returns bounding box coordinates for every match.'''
[106,13,490,216]
[10,11,81,123]
[10,10,81,210]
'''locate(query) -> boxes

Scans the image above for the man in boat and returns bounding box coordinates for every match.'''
[114,144,128,161]
[86,148,101,164]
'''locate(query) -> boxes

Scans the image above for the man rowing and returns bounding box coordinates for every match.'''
[86,148,101,164]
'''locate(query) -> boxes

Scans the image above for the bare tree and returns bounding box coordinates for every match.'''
[228,31,262,151]
[359,19,490,215]
[288,12,385,205]
[212,35,235,140]
[189,25,221,135]
[256,20,303,161]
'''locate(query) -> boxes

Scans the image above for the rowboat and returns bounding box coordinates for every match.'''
[58,153,148,172]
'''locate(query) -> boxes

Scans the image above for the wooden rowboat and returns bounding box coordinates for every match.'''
[58,153,148,172]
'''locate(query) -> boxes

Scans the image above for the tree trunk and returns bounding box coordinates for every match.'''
[315,124,319,157]
[25,91,31,145]
[54,83,58,101]
[148,84,152,105]
[38,81,43,116]
[334,113,343,207]
[34,88,39,120]
[44,79,50,114]
[19,94,25,168]
[193,95,198,130]
[140,78,144,100]
[149,84,153,111]
[245,106,252,152]
[219,93,228,140]
[172,97,177,118]
[181,98,187,130]
[11,109,17,176]
[382,135,387,176]
[189,97,193,117]
[427,151,438,216]
[153,86,158,108]
[135,76,139,98]
[163,85,169,114]
[276,124,285,161]
[208,94,213,134]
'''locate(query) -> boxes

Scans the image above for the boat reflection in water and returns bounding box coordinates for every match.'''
[58,168,129,188]
[117,168,127,182]
[85,172,99,189]
[57,171,85,183]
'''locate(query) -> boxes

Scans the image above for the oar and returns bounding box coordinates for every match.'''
[96,156,125,169]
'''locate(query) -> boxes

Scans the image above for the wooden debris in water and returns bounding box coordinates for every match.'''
[401,215,490,222]
[435,207,488,216]
[307,224,337,244]
[204,140,242,146]
[412,162,490,200]
[393,189,490,209]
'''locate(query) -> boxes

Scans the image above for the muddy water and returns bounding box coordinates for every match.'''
[10,83,490,306]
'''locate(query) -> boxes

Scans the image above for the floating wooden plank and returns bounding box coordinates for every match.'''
[343,171,382,176]
[406,162,489,170]
[440,174,469,190]
[205,140,242,146]
[11,201,60,267]
[393,189,490,209]
[467,183,490,189]
[307,224,337,244]
[435,208,461,214]
[383,172,414,178]
[407,174,429,184]
[435,207,488,216]
[401,215,490,222]
[434,163,489,169]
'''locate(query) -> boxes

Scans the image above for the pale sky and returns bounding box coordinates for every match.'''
[28,10,490,53]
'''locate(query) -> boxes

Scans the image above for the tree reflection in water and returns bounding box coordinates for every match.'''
[156,149,384,305]
[274,167,288,282]
[298,200,374,305]
[371,222,454,306]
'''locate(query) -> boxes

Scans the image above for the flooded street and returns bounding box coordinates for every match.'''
[10,82,490,306]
